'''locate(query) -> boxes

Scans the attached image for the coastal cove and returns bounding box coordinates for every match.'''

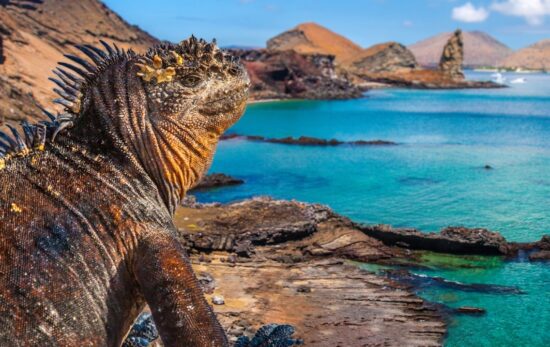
[197,71,550,346]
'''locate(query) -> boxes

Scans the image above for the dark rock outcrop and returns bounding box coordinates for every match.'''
[508,235,550,261]
[439,29,465,80]
[220,134,397,146]
[360,224,509,255]
[350,42,418,74]
[456,307,486,315]
[190,173,244,191]
[230,49,362,100]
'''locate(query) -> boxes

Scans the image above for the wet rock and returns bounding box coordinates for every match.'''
[439,29,465,80]
[528,250,550,261]
[503,235,550,259]
[384,269,524,294]
[456,306,486,315]
[360,224,509,255]
[190,173,244,192]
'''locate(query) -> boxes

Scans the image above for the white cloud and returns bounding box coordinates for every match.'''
[452,2,490,22]
[403,20,414,27]
[491,0,550,26]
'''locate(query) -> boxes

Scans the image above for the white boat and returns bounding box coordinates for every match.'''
[510,78,526,84]
[492,72,506,84]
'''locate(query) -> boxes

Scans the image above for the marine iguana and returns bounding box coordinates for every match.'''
[0,37,296,346]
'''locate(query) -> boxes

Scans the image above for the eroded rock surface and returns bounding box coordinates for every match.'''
[171,197,445,346]
[439,29,465,80]
[360,224,509,255]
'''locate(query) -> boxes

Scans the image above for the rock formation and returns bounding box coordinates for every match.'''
[409,31,512,68]
[267,23,500,89]
[190,173,244,191]
[229,49,362,100]
[350,42,418,74]
[439,29,465,80]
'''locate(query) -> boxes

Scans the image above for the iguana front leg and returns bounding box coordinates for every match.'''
[134,229,228,347]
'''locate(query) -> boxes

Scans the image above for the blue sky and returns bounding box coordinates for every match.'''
[103,0,550,50]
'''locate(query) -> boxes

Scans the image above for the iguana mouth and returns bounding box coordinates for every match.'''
[205,90,247,106]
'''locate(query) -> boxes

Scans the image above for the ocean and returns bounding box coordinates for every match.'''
[195,71,550,346]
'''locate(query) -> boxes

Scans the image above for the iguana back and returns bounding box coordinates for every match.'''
[0,38,249,346]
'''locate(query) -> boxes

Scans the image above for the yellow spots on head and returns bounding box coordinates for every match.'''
[0,159,5,170]
[10,203,22,213]
[172,51,184,65]
[137,53,181,84]
[36,144,45,151]
[152,54,163,69]
[156,67,176,84]
[136,64,156,82]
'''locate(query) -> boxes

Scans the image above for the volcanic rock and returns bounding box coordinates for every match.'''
[456,306,486,315]
[229,49,362,100]
[439,29,465,80]
[409,31,512,68]
[220,134,397,146]
[360,224,509,255]
[349,42,418,74]
[191,173,244,191]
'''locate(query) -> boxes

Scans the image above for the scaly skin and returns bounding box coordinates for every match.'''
[0,37,249,346]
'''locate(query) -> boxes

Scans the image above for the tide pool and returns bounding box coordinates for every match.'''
[196,71,550,346]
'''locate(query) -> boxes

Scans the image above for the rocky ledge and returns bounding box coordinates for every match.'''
[220,134,397,146]
[360,224,509,255]
[174,197,445,346]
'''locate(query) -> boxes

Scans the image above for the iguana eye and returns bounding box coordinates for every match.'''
[182,75,202,88]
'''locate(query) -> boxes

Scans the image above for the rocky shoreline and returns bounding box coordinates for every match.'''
[175,197,447,346]
[158,191,548,346]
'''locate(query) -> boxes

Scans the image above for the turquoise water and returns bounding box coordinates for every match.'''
[197,72,550,346]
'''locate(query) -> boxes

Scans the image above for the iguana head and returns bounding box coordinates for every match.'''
[47,37,249,212]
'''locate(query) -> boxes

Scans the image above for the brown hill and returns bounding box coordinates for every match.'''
[499,40,550,70]
[409,31,512,67]
[267,22,363,64]
[0,0,158,125]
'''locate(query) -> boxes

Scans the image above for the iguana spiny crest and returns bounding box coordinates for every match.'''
[0,36,249,212]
